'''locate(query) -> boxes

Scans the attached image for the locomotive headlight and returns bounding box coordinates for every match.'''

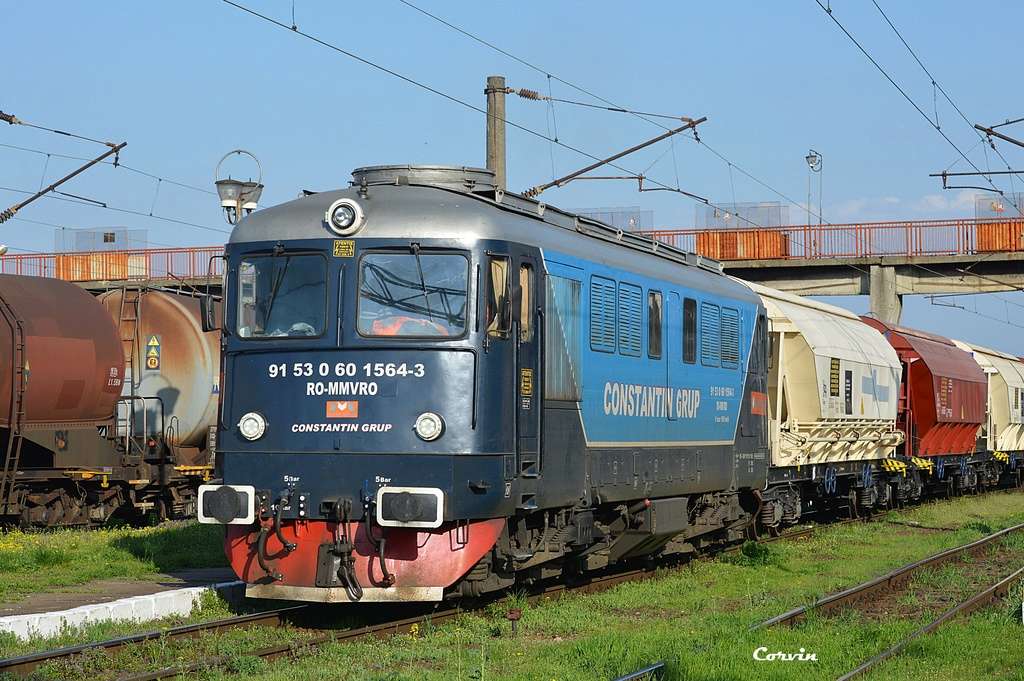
[414,412,444,441]
[238,411,267,441]
[325,198,364,235]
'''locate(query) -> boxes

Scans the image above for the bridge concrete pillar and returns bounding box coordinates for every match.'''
[869,265,903,325]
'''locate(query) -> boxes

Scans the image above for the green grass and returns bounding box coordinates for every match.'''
[0,521,227,603]
[8,492,1024,680]
[229,491,1024,681]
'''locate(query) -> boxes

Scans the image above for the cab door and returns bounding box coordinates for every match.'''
[512,249,542,494]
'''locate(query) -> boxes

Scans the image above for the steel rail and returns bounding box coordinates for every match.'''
[0,523,820,678]
[0,605,307,677]
[611,661,666,681]
[837,564,1024,681]
[752,521,1024,630]
[119,567,669,681]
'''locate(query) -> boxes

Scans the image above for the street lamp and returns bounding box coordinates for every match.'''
[805,149,822,172]
[215,149,264,226]
[805,149,823,232]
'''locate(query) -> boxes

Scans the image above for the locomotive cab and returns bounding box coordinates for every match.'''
[201,166,544,601]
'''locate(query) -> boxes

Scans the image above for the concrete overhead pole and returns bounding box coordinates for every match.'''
[485,75,507,191]
[869,265,903,325]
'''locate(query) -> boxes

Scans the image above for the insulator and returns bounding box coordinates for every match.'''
[516,88,544,101]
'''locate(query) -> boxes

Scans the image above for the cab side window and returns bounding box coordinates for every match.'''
[486,256,511,339]
[519,263,534,342]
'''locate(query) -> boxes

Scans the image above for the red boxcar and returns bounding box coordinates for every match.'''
[860,318,985,457]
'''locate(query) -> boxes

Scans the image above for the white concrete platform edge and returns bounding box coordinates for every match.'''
[0,580,244,641]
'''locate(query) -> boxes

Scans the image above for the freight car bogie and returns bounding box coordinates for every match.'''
[0,422,205,527]
[0,476,199,528]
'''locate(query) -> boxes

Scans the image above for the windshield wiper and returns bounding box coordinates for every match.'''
[263,257,291,330]
[410,243,435,322]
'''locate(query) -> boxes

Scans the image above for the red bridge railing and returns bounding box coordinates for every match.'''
[638,217,1024,261]
[0,246,224,282]
[2,217,1021,281]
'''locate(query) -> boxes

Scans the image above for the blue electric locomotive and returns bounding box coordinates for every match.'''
[198,165,769,602]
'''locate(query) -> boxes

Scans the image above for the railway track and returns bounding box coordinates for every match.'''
[754,521,1024,679]
[0,519,817,680]
[753,520,1024,630]
[1,491,1015,680]
[837,563,1024,680]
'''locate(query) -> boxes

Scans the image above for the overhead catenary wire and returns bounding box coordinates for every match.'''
[398,0,1023,319]
[870,0,1024,194]
[0,110,116,148]
[0,142,216,196]
[0,185,230,235]
[396,0,1024,331]
[816,0,1022,216]
[220,0,773,230]
[236,0,1024,332]
[395,0,833,228]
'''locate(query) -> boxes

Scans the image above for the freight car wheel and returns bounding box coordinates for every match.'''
[846,489,860,520]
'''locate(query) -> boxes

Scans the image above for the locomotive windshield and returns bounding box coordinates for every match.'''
[358,252,468,337]
[236,254,327,338]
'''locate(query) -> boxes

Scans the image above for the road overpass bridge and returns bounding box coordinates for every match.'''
[0,217,1021,325]
[641,217,1024,324]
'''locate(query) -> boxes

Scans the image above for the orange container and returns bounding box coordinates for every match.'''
[695,230,789,260]
[55,253,131,281]
[976,221,1023,253]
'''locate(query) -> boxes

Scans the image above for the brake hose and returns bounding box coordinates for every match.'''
[273,495,297,553]
[363,503,395,587]
[336,500,363,601]
[256,527,283,581]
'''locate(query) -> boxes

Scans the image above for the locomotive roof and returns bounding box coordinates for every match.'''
[230,165,760,305]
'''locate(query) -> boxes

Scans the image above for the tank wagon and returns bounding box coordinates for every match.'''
[0,276,218,526]
[198,165,770,602]
[749,284,910,526]
[98,288,220,474]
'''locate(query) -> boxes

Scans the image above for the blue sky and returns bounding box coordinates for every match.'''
[2,1,1022,351]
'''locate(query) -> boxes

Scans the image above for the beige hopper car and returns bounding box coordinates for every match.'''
[952,340,1024,455]
[744,282,904,468]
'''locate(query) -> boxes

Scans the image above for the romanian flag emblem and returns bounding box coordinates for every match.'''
[326,401,359,418]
